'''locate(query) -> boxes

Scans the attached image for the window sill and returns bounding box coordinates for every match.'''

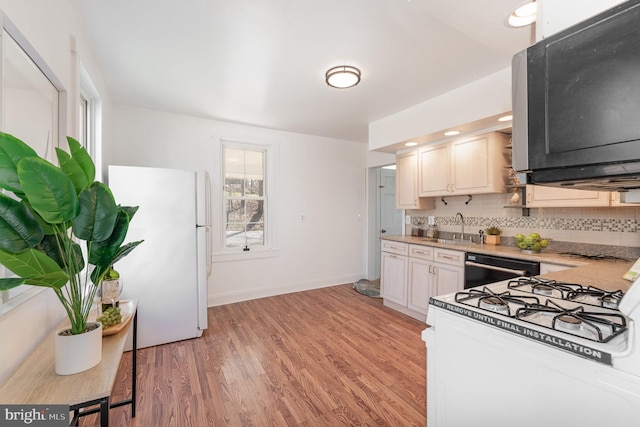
[212,248,280,263]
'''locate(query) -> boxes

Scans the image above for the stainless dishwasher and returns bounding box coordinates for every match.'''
[464,252,540,289]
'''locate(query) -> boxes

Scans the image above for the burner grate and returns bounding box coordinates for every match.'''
[455,287,540,317]
[515,299,627,343]
[508,277,625,309]
[559,252,630,262]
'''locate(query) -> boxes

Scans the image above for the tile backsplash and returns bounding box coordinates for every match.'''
[407,193,640,258]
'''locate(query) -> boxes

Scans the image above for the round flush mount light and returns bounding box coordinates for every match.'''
[444,130,461,136]
[508,1,537,27]
[326,65,361,89]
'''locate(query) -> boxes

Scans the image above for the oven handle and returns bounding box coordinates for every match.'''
[464,260,527,276]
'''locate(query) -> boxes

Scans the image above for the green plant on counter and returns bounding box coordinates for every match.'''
[486,226,501,235]
[0,132,143,335]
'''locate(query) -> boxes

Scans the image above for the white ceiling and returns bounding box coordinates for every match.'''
[78,0,534,144]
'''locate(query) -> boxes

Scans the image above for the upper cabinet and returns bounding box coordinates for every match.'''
[526,185,640,207]
[525,185,610,207]
[418,132,509,197]
[396,151,435,209]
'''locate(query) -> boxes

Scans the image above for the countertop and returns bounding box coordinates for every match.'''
[381,235,635,293]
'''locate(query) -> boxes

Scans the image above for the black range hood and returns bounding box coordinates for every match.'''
[512,0,640,195]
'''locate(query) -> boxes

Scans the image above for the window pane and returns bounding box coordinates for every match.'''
[225,224,245,248]
[226,199,245,223]
[245,200,264,224]
[246,224,264,246]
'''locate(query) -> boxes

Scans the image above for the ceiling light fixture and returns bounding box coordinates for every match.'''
[325,65,361,89]
[508,1,537,27]
[405,141,418,147]
[444,130,461,136]
[498,115,513,122]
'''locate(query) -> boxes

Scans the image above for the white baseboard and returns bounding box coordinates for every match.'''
[207,273,365,307]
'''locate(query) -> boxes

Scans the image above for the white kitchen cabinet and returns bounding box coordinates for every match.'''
[396,151,434,209]
[380,241,409,306]
[408,257,432,314]
[525,185,610,207]
[431,248,465,297]
[418,132,509,197]
[381,241,464,321]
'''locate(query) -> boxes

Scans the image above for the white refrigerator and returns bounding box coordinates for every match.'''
[108,165,211,349]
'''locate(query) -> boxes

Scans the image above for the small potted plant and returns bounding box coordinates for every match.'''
[0,132,143,374]
[485,227,501,245]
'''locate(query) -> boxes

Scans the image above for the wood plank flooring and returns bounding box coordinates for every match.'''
[80,284,427,426]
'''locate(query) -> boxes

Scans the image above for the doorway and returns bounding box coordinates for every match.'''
[366,165,403,280]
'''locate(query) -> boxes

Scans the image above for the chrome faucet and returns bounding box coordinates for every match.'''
[455,212,464,241]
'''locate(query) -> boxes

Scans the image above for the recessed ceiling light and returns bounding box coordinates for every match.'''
[405,141,418,147]
[498,115,513,122]
[508,1,537,27]
[444,130,460,136]
[325,65,361,89]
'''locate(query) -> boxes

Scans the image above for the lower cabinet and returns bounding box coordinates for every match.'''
[380,250,408,306]
[381,241,464,322]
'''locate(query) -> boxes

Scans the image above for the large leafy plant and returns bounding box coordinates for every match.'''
[0,132,142,334]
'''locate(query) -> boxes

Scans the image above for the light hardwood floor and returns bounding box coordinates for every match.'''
[81,284,427,426]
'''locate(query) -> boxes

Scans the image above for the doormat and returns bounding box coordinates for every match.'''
[352,278,381,298]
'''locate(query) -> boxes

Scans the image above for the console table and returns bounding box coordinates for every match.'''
[0,300,138,426]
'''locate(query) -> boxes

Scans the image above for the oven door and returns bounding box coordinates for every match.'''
[464,252,540,289]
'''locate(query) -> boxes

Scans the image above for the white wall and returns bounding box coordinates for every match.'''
[106,105,368,306]
[538,0,626,39]
[368,68,512,151]
[0,0,112,382]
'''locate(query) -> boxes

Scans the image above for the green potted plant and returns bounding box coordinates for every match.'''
[485,226,501,245]
[0,132,142,374]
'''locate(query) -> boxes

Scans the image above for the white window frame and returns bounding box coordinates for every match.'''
[0,12,67,315]
[222,141,269,250]
[213,138,279,261]
[78,61,102,180]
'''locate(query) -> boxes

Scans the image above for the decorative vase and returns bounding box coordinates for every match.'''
[486,235,501,245]
[54,322,102,375]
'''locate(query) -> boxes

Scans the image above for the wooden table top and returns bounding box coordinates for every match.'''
[0,300,137,406]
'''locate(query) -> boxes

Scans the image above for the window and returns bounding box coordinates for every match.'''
[223,144,267,250]
[78,61,102,179]
[0,15,65,314]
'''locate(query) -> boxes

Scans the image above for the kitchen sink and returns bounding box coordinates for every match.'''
[437,238,475,246]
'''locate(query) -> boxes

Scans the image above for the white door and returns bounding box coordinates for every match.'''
[374,167,403,278]
[380,168,403,237]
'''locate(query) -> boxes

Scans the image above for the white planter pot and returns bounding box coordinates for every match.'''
[54,321,102,375]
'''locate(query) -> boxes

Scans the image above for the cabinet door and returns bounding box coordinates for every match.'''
[451,136,491,195]
[418,144,450,197]
[396,151,433,209]
[381,252,408,305]
[408,258,432,315]
[433,263,463,297]
[525,185,610,207]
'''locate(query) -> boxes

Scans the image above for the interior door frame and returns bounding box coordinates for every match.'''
[366,164,403,280]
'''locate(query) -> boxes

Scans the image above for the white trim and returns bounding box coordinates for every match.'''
[207,274,363,307]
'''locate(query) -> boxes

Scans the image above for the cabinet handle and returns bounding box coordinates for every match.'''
[390,255,398,258]
[441,255,456,260]
[433,266,438,275]
[415,250,425,254]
